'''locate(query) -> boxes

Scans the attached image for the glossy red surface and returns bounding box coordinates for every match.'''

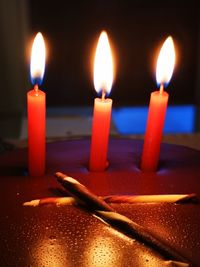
[0,138,200,266]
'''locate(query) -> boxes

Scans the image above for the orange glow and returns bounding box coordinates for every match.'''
[30,32,46,85]
[87,236,119,267]
[94,31,114,95]
[156,36,175,87]
[32,238,70,266]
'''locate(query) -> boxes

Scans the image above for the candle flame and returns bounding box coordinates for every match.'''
[94,31,114,96]
[30,32,46,86]
[156,36,175,87]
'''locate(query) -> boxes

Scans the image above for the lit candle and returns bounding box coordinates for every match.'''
[27,32,46,176]
[89,31,114,172]
[141,36,175,172]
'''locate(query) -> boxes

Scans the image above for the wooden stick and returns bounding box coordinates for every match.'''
[55,172,192,266]
[104,194,198,204]
[23,197,76,207]
[23,193,198,207]
[55,172,114,212]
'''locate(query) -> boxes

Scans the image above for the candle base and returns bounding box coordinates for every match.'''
[141,90,169,172]
[27,88,46,177]
[140,161,158,173]
[89,98,112,172]
[89,159,109,172]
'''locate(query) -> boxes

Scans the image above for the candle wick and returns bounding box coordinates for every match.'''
[34,84,39,96]
[159,84,164,95]
[102,90,106,101]
[34,84,39,92]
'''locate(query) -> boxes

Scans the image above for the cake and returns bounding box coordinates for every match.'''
[0,138,200,266]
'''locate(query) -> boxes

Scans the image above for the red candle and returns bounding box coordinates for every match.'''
[141,36,175,172]
[28,32,46,176]
[89,31,114,172]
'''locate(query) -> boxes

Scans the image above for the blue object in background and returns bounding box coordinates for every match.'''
[112,105,195,134]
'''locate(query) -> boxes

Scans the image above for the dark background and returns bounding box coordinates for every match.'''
[28,0,200,107]
[0,0,199,138]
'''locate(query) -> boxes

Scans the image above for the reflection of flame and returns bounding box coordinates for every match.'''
[32,238,69,266]
[87,236,119,267]
[94,31,113,95]
[134,248,163,266]
[30,32,46,86]
[156,36,175,87]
